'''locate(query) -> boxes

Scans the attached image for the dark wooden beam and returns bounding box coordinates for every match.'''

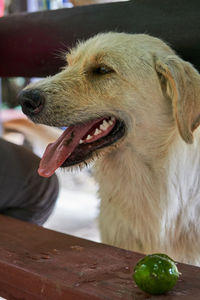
[0,215,200,299]
[0,0,200,77]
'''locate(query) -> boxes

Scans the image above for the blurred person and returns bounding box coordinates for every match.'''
[0,137,59,225]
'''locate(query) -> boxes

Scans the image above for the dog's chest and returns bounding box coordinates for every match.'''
[94,148,165,251]
[94,136,200,260]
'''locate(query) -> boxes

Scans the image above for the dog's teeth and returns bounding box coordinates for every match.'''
[100,120,110,131]
[109,117,116,125]
[94,128,102,135]
[83,118,116,143]
[86,134,92,140]
[100,124,105,131]
[103,120,110,128]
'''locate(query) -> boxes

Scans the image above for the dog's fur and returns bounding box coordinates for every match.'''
[23,32,200,265]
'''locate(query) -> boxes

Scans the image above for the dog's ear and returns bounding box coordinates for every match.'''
[155,55,200,144]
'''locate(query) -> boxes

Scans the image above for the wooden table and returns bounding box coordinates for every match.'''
[0,215,199,300]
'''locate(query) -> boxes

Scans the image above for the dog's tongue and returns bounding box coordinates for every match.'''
[38,121,96,178]
[38,118,106,177]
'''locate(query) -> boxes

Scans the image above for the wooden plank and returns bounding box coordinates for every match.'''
[0,0,200,77]
[0,215,199,299]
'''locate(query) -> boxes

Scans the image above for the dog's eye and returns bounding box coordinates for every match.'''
[92,66,114,75]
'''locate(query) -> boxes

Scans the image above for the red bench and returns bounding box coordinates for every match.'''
[0,215,199,300]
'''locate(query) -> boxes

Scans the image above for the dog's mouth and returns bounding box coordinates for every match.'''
[38,116,125,177]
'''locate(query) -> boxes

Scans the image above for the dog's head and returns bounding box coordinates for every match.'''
[18,32,200,176]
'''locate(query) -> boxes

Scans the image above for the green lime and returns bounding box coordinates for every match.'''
[133,253,180,295]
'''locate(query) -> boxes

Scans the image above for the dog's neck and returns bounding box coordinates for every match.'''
[94,139,167,253]
[94,128,200,264]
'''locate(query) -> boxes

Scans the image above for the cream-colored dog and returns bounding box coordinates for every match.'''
[19,32,200,265]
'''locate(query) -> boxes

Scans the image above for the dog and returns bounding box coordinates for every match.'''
[19,32,200,266]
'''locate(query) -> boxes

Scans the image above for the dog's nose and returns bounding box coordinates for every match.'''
[18,89,45,117]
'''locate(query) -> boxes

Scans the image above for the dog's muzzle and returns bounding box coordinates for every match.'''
[18,89,45,117]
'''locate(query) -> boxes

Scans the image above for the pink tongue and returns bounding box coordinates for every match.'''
[38,118,104,177]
